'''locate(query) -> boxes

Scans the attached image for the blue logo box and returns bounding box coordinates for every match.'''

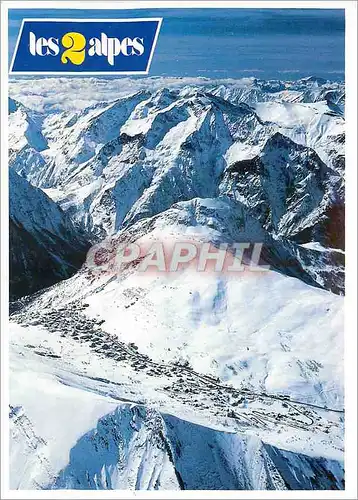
[10,18,162,74]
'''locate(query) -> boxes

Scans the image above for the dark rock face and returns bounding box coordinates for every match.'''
[221,133,342,243]
[9,170,90,300]
[9,220,89,300]
[220,133,344,294]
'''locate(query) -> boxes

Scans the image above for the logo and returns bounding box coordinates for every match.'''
[10,18,162,74]
[85,238,270,277]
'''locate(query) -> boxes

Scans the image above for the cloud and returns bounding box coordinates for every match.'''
[8,76,255,113]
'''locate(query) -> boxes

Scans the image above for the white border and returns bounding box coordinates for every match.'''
[9,17,163,75]
[1,1,357,500]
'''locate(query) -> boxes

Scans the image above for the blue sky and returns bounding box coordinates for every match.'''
[8,8,345,80]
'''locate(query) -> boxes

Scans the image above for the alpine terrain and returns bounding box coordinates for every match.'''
[8,77,345,490]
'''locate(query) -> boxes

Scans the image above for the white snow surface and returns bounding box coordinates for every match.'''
[10,311,344,490]
[9,213,344,489]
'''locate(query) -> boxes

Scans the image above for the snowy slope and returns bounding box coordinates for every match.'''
[14,198,343,409]
[8,97,49,186]
[10,307,344,490]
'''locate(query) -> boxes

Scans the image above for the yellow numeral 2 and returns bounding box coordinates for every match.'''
[61,32,86,65]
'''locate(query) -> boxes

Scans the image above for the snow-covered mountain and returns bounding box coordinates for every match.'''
[8,77,345,491]
[9,78,345,294]
[9,168,89,299]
